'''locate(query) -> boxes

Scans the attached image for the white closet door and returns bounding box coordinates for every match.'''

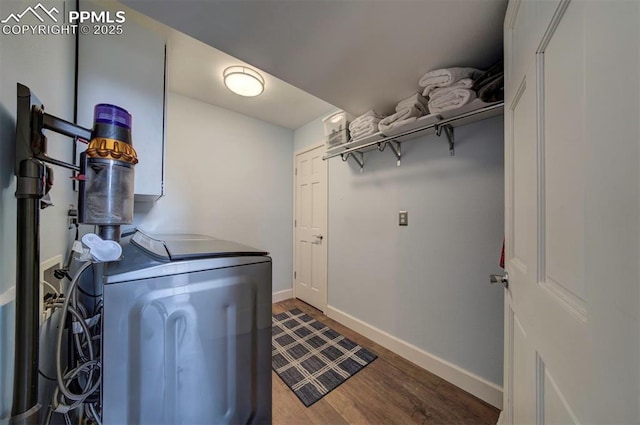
[503,1,639,423]
[294,144,328,312]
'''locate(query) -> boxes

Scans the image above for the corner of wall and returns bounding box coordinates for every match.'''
[293,107,340,153]
[0,286,16,422]
[326,304,503,409]
[272,288,293,304]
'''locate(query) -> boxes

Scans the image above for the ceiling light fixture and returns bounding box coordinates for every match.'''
[223,66,265,97]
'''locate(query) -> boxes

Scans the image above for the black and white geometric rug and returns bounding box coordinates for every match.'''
[272,308,377,407]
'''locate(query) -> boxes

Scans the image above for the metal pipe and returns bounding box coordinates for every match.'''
[12,84,46,424]
[11,194,41,424]
[35,153,81,172]
[98,225,120,243]
[323,101,504,160]
[43,112,91,141]
[92,262,105,295]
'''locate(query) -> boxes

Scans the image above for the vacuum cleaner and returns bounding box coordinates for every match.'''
[11,83,136,424]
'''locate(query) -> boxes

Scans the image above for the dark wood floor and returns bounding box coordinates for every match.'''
[272,299,500,425]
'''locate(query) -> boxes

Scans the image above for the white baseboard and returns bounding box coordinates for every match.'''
[326,305,503,409]
[272,289,293,303]
[0,286,15,307]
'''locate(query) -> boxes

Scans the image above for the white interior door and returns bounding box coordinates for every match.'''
[294,144,328,311]
[503,1,639,424]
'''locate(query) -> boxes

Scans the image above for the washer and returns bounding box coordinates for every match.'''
[101,231,272,424]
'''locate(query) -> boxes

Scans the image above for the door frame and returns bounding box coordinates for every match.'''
[292,142,328,312]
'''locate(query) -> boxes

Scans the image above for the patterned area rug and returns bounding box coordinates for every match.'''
[272,308,377,407]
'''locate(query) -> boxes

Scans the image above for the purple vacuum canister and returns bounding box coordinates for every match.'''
[79,103,138,241]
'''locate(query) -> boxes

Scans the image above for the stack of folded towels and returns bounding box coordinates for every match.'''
[419,67,482,113]
[473,61,504,103]
[348,110,386,141]
[378,93,429,134]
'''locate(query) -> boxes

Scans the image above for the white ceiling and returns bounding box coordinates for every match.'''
[123,0,506,123]
[165,30,335,129]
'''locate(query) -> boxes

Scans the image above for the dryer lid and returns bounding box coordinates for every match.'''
[131,231,268,261]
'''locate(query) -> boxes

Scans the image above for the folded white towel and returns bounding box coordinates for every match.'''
[427,89,476,113]
[349,124,378,139]
[349,110,386,132]
[419,67,482,96]
[352,115,381,126]
[398,102,426,115]
[359,109,385,119]
[383,106,423,123]
[350,117,381,133]
[395,93,429,115]
[411,102,427,115]
[425,78,474,99]
[351,121,378,132]
[378,106,424,133]
[379,117,419,134]
[350,124,378,140]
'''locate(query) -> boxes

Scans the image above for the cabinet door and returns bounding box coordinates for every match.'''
[77,1,166,199]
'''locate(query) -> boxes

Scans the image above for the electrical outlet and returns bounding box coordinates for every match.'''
[399,211,408,226]
[40,255,62,324]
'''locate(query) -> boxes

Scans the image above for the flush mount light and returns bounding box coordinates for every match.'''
[223,66,265,97]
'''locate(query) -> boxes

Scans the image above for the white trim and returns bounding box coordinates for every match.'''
[292,142,328,312]
[0,286,15,306]
[294,141,325,157]
[496,410,505,425]
[292,146,298,301]
[505,0,521,30]
[326,305,504,409]
[272,289,293,303]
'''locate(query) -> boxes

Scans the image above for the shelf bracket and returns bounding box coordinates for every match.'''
[341,151,364,172]
[435,124,455,156]
[378,140,402,166]
[389,141,401,166]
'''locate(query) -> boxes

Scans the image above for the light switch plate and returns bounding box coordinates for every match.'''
[399,211,408,226]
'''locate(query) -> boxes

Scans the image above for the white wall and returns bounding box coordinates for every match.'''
[293,109,337,152]
[294,114,505,391]
[0,0,77,420]
[135,92,294,293]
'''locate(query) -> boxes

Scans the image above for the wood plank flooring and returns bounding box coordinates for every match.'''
[272,299,500,425]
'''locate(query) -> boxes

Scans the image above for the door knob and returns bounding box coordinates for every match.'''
[312,234,323,240]
[489,272,509,289]
[311,234,323,245]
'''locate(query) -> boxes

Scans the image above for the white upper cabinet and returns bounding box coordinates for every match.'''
[77,1,166,200]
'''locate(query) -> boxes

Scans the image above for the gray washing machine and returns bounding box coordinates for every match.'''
[101,231,272,425]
